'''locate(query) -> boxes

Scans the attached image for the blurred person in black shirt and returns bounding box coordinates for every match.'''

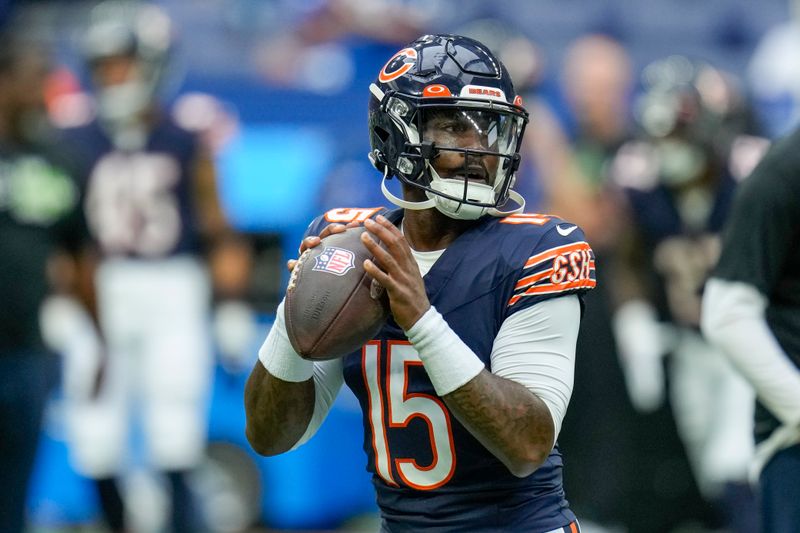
[0,32,95,533]
[702,126,800,533]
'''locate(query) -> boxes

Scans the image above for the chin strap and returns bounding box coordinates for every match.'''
[381,168,435,210]
[381,164,526,216]
[488,189,526,217]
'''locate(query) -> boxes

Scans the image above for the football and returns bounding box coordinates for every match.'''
[284,226,390,360]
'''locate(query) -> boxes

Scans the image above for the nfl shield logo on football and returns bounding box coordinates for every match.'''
[313,246,356,276]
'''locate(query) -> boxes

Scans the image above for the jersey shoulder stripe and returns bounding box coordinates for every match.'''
[508,239,596,307]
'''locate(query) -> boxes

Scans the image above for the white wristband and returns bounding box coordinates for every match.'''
[405,306,485,396]
[258,300,314,382]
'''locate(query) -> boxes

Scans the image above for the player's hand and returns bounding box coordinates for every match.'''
[612,300,667,413]
[286,222,360,272]
[361,215,430,331]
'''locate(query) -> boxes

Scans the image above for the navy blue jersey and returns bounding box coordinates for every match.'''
[625,178,737,328]
[62,115,202,259]
[306,207,595,532]
[624,179,735,245]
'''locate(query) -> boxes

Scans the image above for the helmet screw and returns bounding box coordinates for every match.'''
[397,157,414,174]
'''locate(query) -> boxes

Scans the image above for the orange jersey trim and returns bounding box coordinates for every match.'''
[514,269,554,291]
[524,242,591,269]
[508,278,596,306]
[499,213,553,225]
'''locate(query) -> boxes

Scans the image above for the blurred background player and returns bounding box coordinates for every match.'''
[609,55,768,532]
[702,122,800,533]
[0,32,96,533]
[58,2,253,531]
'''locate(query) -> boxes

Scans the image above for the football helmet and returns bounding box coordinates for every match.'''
[635,56,734,186]
[368,34,529,220]
[82,0,173,127]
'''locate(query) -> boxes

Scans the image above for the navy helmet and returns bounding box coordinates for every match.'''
[368,34,529,220]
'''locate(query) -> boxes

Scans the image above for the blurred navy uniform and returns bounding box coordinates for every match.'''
[703,126,800,533]
[62,109,213,481]
[68,115,202,257]
[0,37,89,533]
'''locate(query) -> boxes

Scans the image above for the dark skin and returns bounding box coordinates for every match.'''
[245,111,555,477]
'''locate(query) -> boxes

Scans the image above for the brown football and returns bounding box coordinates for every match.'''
[284,227,390,360]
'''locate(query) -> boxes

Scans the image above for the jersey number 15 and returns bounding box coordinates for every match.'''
[362,341,456,490]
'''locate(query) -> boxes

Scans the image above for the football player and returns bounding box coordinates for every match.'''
[59,2,252,532]
[246,34,595,532]
[609,56,768,530]
[702,126,800,533]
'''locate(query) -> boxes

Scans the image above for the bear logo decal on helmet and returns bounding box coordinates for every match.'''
[379,48,418,83]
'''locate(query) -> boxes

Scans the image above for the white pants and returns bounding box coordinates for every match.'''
[67,256,213,477]
[669,328,755,497]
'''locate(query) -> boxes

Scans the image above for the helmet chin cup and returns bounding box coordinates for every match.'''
[426,176,494,220]
[379,151,526,220]
[428,193,487,220]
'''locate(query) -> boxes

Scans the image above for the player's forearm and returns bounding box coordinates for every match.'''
[702,279,800,426]
[245,300,318,455]
[444,370,555,477]
[244,362,315,456]
[406,306,557,477]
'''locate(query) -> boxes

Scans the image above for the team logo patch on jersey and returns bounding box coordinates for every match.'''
[313,247,355,276]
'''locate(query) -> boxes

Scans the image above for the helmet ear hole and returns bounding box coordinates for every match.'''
[374,126,390,143]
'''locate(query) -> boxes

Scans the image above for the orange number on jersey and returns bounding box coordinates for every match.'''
[363,341,456,490]
[324,207,382,224]
[499,213,552,225]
